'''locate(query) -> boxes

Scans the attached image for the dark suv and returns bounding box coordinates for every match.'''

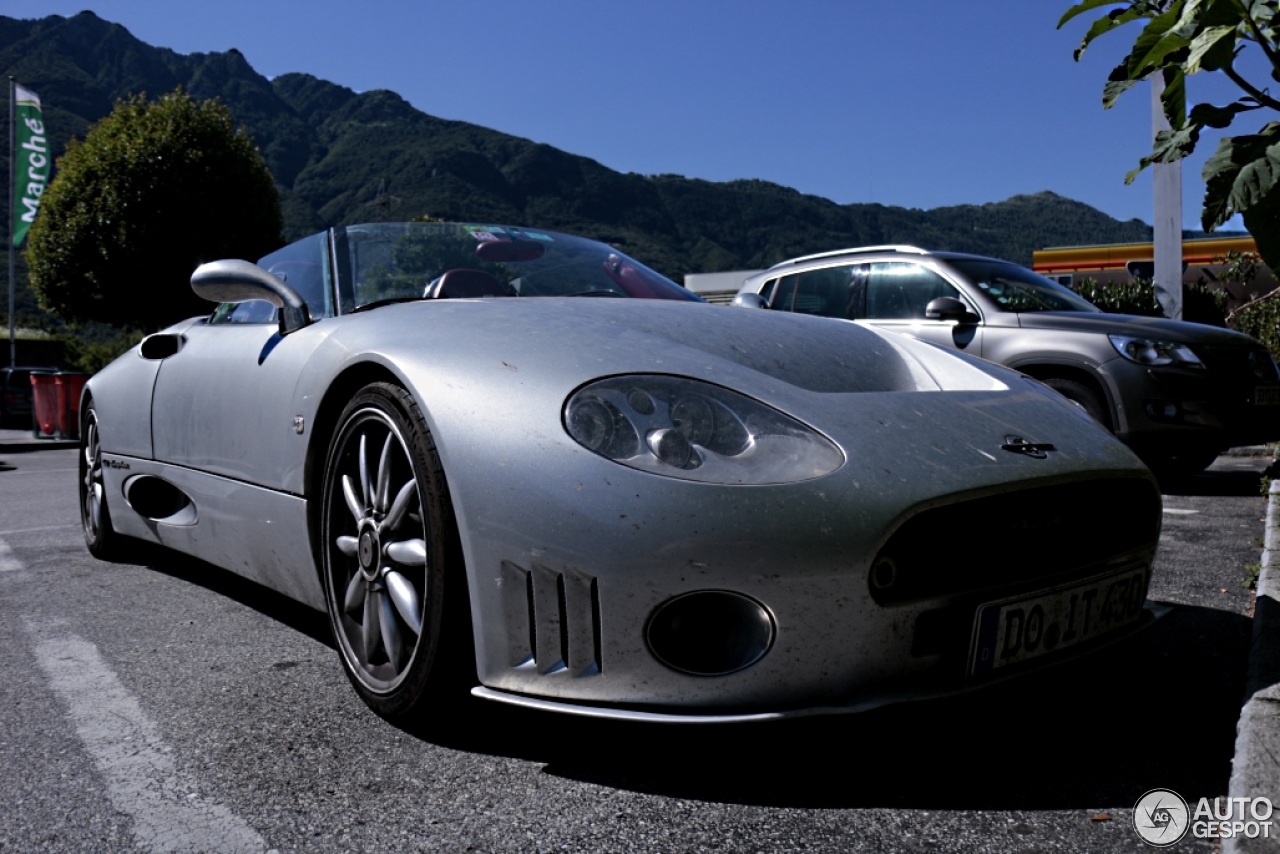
[731,245,1280,475]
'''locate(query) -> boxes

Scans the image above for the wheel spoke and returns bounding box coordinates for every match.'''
[378,589,403,671]
[343,571,366,614]
[383,569,422,635]
[382,480,416,533]
[342,475,364,523]
[336,535,359,557]
[84,422,97,468]
[386,539,426,566]
[89,483,103,535]
[375,434,393,513]
[362,584,381,661]
[358,433,371,510]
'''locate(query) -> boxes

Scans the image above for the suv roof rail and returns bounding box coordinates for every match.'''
[768,245,929,269]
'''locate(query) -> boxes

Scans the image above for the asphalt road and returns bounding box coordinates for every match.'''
[0,446,1268,853]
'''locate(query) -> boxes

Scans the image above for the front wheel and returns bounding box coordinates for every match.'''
[320,382,467,721]
[79,403,128,560]
[1041,377,1111,431]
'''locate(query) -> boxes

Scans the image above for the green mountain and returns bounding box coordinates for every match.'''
[1,9,1154,327]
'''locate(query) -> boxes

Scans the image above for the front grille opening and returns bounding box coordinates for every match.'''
[870,478,1161,605]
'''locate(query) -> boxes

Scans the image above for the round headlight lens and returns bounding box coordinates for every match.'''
[565,395,638,459]
[563,375,843,484]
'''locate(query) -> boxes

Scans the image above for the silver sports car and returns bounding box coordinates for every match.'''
[79,222,1163,723]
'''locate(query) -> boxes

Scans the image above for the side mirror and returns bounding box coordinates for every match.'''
[925,296,978,324]
[191,259,312,336]
[730,292,769,310]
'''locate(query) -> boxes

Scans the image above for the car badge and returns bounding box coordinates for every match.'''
[1001,435,1055,459]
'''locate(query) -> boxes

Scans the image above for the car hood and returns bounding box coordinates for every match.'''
[337,298,1008,395]
[1015,311,1256,346]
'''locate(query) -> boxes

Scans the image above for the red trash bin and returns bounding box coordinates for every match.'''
[29,372,59,438]
[55,373,88,439]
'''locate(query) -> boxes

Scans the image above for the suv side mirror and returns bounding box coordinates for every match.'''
[191,259,312,336]
[925,296,978,324]
[730,292,769,310]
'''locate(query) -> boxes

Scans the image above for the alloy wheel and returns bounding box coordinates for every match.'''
[324,408,430,692]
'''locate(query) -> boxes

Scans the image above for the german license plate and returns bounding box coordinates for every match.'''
[1256,386,1280,406]
[969,566,1148,675]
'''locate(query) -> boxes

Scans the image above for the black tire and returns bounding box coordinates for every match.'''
[1041,377,1112,431]
[320,382,470,721]
[79,402,129,560]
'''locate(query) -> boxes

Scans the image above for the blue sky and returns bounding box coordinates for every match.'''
[4,1,1265,230]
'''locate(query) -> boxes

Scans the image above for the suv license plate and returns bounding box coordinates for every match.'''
[970,567,1147,676]
[1256,386,1280,406]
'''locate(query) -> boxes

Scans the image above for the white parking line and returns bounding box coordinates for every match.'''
[27,626,266,853]
[0,524,78,536]
[0,539,22,571]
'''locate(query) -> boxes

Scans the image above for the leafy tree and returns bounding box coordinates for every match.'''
[1060,0,1280,271]
[26,89,282,331]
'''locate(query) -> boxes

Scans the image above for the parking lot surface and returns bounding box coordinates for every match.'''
[0,446,1267,853]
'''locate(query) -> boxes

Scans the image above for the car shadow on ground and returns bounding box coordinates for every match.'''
[137,547,1250,812]
[410,603,1250,811]
[135,543,335,648]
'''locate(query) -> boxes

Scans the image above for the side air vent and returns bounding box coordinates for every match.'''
[122,475,197,526]
[500,561,601,676]
[138,333,185,360]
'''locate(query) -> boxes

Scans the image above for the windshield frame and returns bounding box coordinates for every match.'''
[329,222,701,313]
[943,257,1102,314]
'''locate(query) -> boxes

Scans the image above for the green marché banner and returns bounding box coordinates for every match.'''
[12,84,46,248]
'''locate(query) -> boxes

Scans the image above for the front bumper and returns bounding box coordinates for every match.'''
[1101,354,1280,450]
[463,413,1159,715]
[471,600,1164,723]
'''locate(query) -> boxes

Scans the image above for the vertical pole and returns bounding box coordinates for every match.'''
[8,77,15,368]
[1152,76,1183,320]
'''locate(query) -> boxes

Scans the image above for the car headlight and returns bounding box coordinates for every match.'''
[1249,349,1280,381]
[564,375,844,484]
[1108,335,1204,369]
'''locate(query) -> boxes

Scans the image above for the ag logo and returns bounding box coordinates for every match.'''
[1133,788,1190,847]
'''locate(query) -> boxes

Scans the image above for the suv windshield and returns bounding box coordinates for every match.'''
[946,258,1101,313]
[339,222,699,312]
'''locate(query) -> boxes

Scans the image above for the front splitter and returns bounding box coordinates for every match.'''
[471,602,1168,724]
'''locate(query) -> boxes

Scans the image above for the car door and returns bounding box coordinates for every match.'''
[149,232,335,492]
[858,261,985,355]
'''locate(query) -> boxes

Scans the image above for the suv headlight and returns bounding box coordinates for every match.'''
[1249,349,1280,381]
[1108,335,1204,369]
[564,375,844,484]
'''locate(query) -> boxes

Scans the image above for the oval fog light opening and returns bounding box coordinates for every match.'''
[645,590,775,676]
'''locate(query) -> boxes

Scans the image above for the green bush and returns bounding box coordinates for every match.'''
[1070,277,1228,325]
[1229,293,1280,361]
[55,328,145,374]
[27,89,281,332]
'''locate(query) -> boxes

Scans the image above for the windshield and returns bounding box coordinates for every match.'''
[337,222,700,312]
[946,258,1101,313]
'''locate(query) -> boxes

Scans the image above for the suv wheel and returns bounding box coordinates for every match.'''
[1042,377,1111,431]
